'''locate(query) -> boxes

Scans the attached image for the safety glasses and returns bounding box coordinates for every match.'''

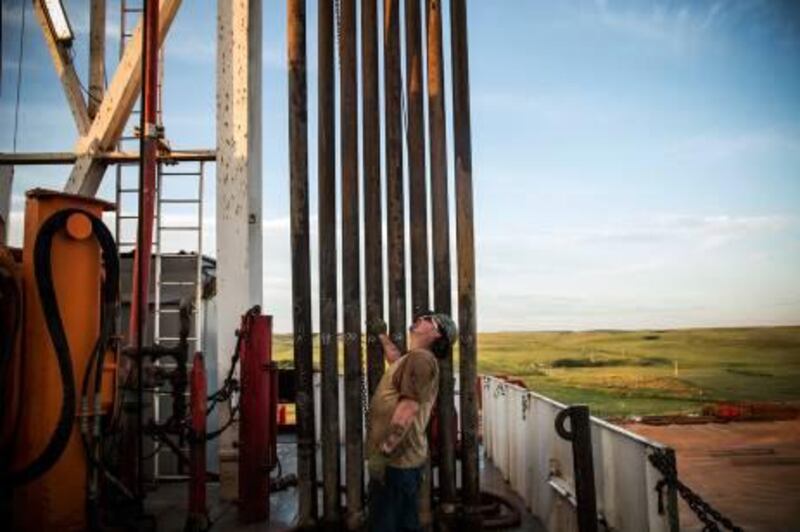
[415,314,441,333]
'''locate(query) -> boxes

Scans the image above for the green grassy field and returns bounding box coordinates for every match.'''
[270,326,800,418]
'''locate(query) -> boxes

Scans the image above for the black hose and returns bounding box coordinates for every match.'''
[0,262,23,460]
[7,208,119,486]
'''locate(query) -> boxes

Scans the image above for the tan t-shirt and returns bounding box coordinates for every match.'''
[367,348,440,468]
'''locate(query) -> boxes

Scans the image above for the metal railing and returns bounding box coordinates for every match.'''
[482,375,679,532]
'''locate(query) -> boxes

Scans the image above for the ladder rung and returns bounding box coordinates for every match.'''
[118,188,139,193]
[160,226,200,231]
[159,172,201,176]
[160,281,197,286]
[155,308,181,314]
[158,253,200,259]
[159,199,200,204]
[155,307,197,314]
[157,337,198,341]
[116,241,159,248]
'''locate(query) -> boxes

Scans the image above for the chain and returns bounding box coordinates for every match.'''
[191,306,260,442]
[648,450,743,532]
[334,0,342,74]
[361,371,371,434]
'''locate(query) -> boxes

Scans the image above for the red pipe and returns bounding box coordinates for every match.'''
[129,0,160,346]
[187,352,208,530]
[238,312,274,523]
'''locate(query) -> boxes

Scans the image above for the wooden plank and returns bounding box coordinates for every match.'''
[318,0,341,525]
[32,0,90,135]
[65,0,182,196]
[288,0,317,526]
[88,0,106,119]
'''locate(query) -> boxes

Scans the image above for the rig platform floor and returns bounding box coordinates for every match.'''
[145,434,544,531]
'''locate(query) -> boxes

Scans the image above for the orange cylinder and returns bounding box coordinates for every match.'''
[10,189,115,531]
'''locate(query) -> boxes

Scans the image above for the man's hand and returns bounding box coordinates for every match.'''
[379,399,420,456]
[368,451,390,485]
[368,318,402,363]
[366,317,387,337]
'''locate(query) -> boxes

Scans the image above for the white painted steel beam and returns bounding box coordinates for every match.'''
[215,0,263,500]
[64,0,182,196]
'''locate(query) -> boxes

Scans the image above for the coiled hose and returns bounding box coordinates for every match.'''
[7,208,118,486]
[0,254,23,465]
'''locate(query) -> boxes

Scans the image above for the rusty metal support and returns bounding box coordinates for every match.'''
[384,0,407,352]
[341,0,364,527]
[555,406,598,532]
[406,0,429,319]
[288,0,317,526]
[450,0,481,525]
[426,0,457,520]
[318,0,341,525]
[362,0,384,398]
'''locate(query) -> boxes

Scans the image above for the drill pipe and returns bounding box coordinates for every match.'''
[288,0,318,525]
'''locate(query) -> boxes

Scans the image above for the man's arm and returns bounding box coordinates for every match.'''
[379,398,419,456]
[367,318,401,363]
[378,333,402,364]
[379,350,437,456]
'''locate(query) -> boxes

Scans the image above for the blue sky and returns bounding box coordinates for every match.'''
[2,0,799,331]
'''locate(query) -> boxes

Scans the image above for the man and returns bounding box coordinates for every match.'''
[366,312,458,532]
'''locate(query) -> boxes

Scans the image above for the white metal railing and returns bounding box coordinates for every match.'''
[481,375,679,532]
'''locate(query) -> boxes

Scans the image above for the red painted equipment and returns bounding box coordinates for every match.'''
[128,0,160,347]
[186,352,208,531]
[238,311,276,523]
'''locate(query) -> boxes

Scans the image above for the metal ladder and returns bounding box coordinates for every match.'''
[150,159,205,481]
[114,0,149,255]
[113,0,204,482]
[153,160,205,355]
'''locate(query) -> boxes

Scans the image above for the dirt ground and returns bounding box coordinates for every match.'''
[625,419,800,532]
